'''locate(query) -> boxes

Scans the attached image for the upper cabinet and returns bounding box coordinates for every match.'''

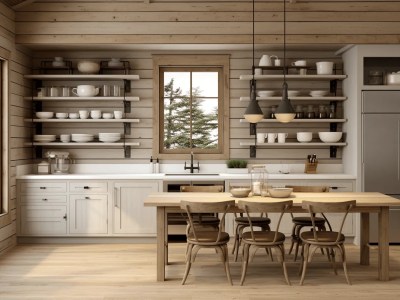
[24,60,141,158]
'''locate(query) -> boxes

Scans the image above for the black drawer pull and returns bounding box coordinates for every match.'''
[42,198,48,201]
[83,186,90,190]
[331,186,338,190]
[39,187,46,190]
[85,197,90,200]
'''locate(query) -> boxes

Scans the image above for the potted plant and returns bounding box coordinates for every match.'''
[226,159,249,173]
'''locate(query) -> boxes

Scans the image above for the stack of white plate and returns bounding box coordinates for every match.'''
[98,132,121,143]
[310,90,329,97]
[34,135,56,142]
[71,133,94,143]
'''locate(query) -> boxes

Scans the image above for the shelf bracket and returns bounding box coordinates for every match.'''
[123,79,131,93]
[250,123,257,136]
[124,146,131,158]
[330,122,338,132]
[123,100,131,113]
[330,80,338,95]
[330,146,338,158]
[250,145,257,158]
[124,122,131,135]
[35,146,42,159]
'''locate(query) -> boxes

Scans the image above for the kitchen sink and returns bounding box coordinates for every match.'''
[165,173,220,176]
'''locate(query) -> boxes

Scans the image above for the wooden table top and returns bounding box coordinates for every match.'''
[144,192,400,207]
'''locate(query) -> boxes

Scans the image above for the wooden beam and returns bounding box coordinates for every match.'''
[13,0,36,10]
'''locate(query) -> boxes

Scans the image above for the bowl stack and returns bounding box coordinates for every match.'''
[99,133,121,143]
[34,135,56,142]
[71,134,94,142]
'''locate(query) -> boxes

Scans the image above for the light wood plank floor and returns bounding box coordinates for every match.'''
[0,243,400,299]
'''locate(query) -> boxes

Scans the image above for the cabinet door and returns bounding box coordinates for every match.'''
[20,205,67,236]
[69,194,108,234]
[113,181,159,235]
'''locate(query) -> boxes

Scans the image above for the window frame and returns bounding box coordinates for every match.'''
[0,47,9,219]
[153,55,230,160]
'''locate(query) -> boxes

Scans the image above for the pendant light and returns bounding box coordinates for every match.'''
[244,0,263,124]
[274,0,295,123]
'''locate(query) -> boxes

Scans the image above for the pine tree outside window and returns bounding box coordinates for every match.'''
[153,55,230,160]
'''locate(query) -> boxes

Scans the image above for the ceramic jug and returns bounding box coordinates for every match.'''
[259,55,278,66]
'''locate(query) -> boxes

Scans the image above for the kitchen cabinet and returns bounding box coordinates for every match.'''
[18,180,68,236]
[24,69,141,158]
[112,181,160,235]
[69,194,108,234]
[226,179,355,237]
[239,73,347,158]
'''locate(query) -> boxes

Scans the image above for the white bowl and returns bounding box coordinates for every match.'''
[102,113,114,119]
[77,61,100,74]
[257,90,275,97]
[36,112,54,119]
[268,187,293,198]
[55,112,69,119]
[310,90,329,97]
[318,132,343,143]
[69,113,79,119]
[230,187,251,198]
[288,90,300,97]
[297,132,312,143]
[33,135,56,142]
[71,134,94,142]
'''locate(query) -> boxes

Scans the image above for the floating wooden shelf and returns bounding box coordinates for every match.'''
[240,142,347,147]
[24,74,140,80]
[239,96,347,101]
[26,142,140,147]
[24,96,140,101]
[239,74,347,81]
[25,119,140,123]
[240,118,347,123]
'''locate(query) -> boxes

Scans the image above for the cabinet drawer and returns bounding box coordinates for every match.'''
[69,181,108,193]
[20,205,67,236]
[20,181,67,194]
[20,195,67,204]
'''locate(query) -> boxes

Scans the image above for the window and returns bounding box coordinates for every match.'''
[153,55,229,160]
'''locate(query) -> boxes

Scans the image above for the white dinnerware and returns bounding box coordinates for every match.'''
[292,60,307,67]
[55,112,68,119]
[297,132,313,143]
[256,133,266,144]
[72,85,99,97]
[60,134,71,143]
[254,68,262,75]
[71,133,94,143]
[102,112,113,119]
[259,54,278,66]
[69,112,79,119]
[34,134,56,142]
[318,132,342,143]
[268,187,293,198]
[316,61,334,75]
[98,132,121,143]
[79,110,89,119]
[49,87,59,97]
[277,133,288,143]
[230,187,251,198]
[77,60,100,74]
[258,90,275,97]
[387,72,400,85]
[310,90,329,97]
[36,112,54,119]
[90,110,102,119]
[113,111,123,119]
[267,133,277,143]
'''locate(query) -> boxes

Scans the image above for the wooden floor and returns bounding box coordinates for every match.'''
[0,242,400,299]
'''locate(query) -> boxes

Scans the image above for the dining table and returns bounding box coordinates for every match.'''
[144,191,400,282]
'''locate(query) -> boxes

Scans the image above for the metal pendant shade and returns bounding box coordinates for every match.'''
[274,0,296,123]
[244,0,264,124]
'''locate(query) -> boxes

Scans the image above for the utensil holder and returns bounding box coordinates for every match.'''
[304,161,318,174]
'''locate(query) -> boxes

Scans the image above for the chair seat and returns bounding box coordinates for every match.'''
[292,216,325,225]
[187,231,230,243]
[235,217,271,225]
[242,231,285,243]
[300,231,345,243]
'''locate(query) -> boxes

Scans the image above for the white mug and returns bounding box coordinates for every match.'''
[292,60,307,67]
[274,59,281,66]
[90,110,102,119]
[297,132,313,143]
[277,133,288,143]
[316,61,334,75]
[60,134,71,143]
[49,87,59,97]
[79,110,89,119]
[114,110,123,119]
[267,133,277,143]
[257,133,266,144]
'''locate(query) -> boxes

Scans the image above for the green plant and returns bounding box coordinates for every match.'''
[226,159,248,168]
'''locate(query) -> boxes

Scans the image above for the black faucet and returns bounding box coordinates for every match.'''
[184,151,200,173]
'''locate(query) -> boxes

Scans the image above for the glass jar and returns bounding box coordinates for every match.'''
[318,105,327,119]
[329,103,336,119]
[295,105,304,119]
[250,165,268,196]
[306,105,315,119]
[368,70,383,85]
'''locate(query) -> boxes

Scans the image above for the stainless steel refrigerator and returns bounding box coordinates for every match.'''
[362,90,400,244]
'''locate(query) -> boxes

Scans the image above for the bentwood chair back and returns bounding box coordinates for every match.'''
[285,185,331,261]
[237,200,293,285]
[180,200,235,285]
[299,200,356,285]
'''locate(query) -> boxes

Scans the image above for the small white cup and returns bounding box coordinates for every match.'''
[114,111,123,119]
[257,133,266,144]
[49,87,59,97]
[297,132,313,143]
[254,68,262,75]
[69,112,79,119]
[267,133,277,143]
[60,134,71,143]
[316,61,334,75]
[79,110,89,119]
[277,133,288,143]
[274,59,281,66]
[102,112,114,119]
[90,110,102,119]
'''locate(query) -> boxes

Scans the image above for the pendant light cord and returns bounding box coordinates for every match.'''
[283,0,286,80]
[252,0,255,78]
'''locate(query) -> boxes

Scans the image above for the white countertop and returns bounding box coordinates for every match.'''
[16,173,356,180]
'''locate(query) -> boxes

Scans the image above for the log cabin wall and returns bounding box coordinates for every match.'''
[0,1,32,254]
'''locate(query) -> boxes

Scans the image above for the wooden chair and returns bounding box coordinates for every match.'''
[285,185,332,261]
[299,200,355,285]
[180,185,224,229]
[180,200,235,285]
[237,200,293,286]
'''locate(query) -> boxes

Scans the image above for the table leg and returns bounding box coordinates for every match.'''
[360,212,370,265]
[378,207,389,281]
[157,207,166,281]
